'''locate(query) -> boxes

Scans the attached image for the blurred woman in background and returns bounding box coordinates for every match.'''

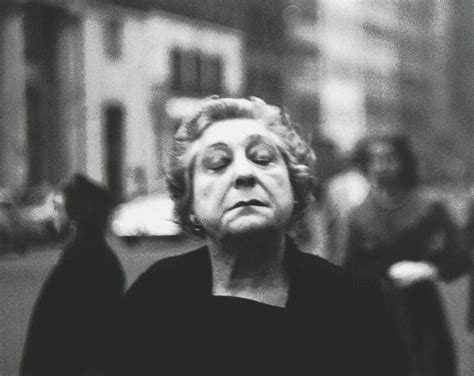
[112,97,407,376]
[344,132,470,376]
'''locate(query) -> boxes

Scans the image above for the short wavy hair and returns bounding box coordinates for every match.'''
[166,96,316,236]
[355,132,418,189]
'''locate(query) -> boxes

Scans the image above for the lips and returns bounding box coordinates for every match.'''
[230,199,268,210]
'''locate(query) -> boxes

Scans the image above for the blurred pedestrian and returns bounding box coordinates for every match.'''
[21,174,125,376]
[111,97,407,376]
[323,141,370,264]
[343,132,470,376]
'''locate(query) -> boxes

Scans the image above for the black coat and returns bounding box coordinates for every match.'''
[21,235,125,376]
[111,239,407,376]
[345,193,470,376]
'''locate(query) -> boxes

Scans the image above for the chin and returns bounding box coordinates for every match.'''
[224,219,282,238]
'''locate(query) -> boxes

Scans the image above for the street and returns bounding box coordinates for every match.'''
[1,233,473,376]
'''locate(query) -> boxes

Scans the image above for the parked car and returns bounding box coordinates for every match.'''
[18,188,68,238]
[0,186,70,253]
[0,189,23,253]
[110,193,182,238]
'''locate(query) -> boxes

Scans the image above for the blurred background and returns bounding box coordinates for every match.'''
[0,0,473,375]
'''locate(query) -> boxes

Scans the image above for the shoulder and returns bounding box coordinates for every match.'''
[293,250,382,303]
[411,192,455,226]
[297,254,408,374]
[299,252,391,325]
[137,246,207,280]
[124,247,208,302]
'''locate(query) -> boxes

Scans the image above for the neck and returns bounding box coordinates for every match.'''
[208,231,289,307]
[73,225,106,243]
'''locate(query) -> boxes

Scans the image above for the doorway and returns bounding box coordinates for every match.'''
[104,105,124,202]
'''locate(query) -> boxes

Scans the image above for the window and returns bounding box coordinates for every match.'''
[246,68,282,106]
[24,5,61,62]
[26,85,44,186]
[183,52,201,93]
[24,6,46,61]
[170,48,223,95]
[202,55,223,94]
[104,104,125,201]
[170,49,183,91]
[104,19,123,60]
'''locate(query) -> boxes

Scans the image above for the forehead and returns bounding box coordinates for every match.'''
[195,118,282,150]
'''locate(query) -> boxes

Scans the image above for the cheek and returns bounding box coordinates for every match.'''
[192,177,207,205]
[193,174,222,206]
[271,169,294,201]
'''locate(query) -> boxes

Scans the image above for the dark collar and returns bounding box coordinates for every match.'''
[185,237,324,312]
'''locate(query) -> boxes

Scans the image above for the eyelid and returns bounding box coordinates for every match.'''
[201,147,232,171]
[247,143,276,163]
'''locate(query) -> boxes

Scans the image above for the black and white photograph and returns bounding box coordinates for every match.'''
[1,0,473,375]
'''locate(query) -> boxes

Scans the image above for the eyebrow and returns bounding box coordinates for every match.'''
[203,142,231,153]
[200,134,281,156]
[202,142,230,156]
[245,134,280,152]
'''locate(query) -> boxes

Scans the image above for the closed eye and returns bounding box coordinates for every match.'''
[201,145,232,171]
[208,158,230,171]
[246,139,277,167]
[253,158,271,166]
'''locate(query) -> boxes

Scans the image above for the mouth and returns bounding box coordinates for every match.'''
[230,199,268,210]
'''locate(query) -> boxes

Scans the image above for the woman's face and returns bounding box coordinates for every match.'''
[189,118,294,240]
[367,141,402,186]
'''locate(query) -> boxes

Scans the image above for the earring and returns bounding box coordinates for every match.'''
[189,213,203,234]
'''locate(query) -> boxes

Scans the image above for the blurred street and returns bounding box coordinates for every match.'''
[1,230,473,376]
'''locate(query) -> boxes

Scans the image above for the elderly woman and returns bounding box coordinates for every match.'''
[344,133,470,376]
[112,97,407,376]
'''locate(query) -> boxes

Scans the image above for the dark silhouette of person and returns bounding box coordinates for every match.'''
[21,174,125,376]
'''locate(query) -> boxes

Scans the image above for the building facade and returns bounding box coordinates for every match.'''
[448,0,474,183]
[1,0,471,201]
[311,0,399,153]
[0,0,244,201]
[297,0,468,184]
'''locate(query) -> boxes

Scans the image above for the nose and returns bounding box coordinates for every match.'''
[235,174,256,188]
[233,154,256,188]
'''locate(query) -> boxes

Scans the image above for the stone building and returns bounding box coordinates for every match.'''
[286,0,470,184]
[448,0,474,183]
[1,0,471,202]
[0,0,244,201]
